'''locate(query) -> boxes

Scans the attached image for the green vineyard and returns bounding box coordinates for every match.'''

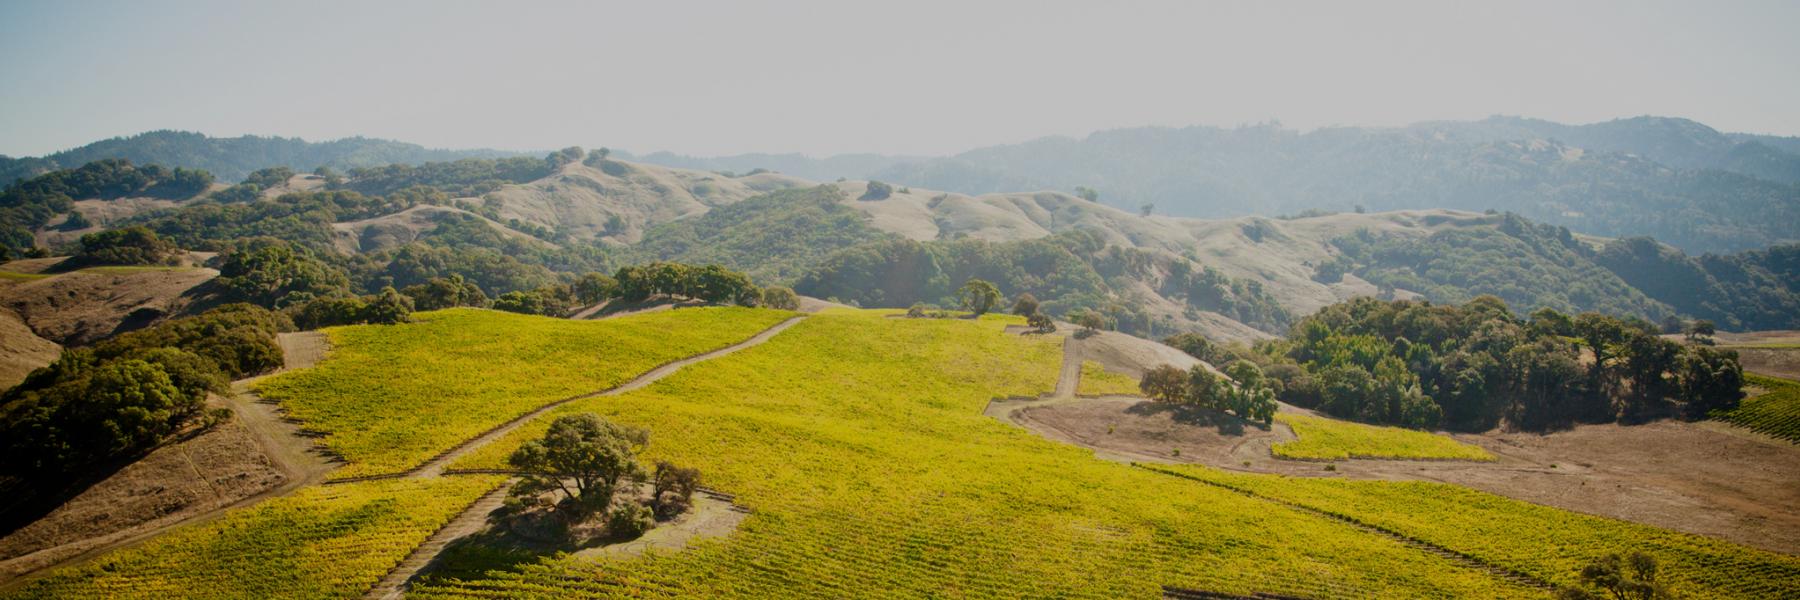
[256,307,794,479]
[6,477,501,599]
[1272,413,1496,461]
[1721,374,1800,443]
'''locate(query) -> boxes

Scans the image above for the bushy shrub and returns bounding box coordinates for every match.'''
[70,226,181,267]
[858,180,893,201]
[607,503,655,539]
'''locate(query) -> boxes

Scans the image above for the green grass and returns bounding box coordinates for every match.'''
[1076,360,1140,396]
[1717,374,1800,443]
[0,271,50,281]
[1142,464,1800,599]
[1272,413,1496,461]
[255,307,794,479]
[418,311,1544,598]
[4,477,502,600]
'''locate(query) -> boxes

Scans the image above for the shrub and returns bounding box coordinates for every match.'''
[859,180,893,201]
[607,503,655,539]
[1012,293,1040,317]
[1027,312,1056,333]
[70,226,181,267]
[760,286,801,310]
[1139,365,1188,403]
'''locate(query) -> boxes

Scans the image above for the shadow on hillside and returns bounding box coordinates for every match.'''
[1123,401,1269,436]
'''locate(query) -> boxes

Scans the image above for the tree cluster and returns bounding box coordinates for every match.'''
[66,226,183,268]
[1260,296,1744,431]
[1139,361,1277,424]
[505,414,701,542]
[1,304,289,477]
[613,262,762,306]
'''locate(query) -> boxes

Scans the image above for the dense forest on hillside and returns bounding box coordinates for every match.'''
[0,159,212,256]
[0,130,521,185]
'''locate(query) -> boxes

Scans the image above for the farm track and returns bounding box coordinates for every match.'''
[370,315,807,481]
[0,333,338,591]
[1139,465,1557,592]
[350,315,805,598]
[366,480,515,600]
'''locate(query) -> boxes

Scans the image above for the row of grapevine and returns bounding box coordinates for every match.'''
[255,306,795,479]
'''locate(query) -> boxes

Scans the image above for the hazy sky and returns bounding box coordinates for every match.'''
[3,0,1797,158]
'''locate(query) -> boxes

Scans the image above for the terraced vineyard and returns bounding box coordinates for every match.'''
[1721,374,1800,443]
[1272,413,1496,461]
[1142,464,1800,598]
[256,307,794,479]
[4,477,502,600]
[422,311,1545,598]
[1076,360,1140,396]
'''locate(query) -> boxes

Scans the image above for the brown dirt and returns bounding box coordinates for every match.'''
[0,258,65,275]
[1009,394,1800,555]
[795,295,853,313]
[0,331,339,588]
[573,490,749,559]
[1731,348,1800,381]
[0,267,217,345]
[0,419,287,579]
[0,308,59,389]
[994,326,1800,555]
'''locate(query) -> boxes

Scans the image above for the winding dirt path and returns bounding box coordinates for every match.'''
[0,332,339,590]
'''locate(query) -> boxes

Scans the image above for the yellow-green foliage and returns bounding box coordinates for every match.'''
[419,311,1537,598]
[1272,413,1495,461]
[5,477,501,600]
[1143,464,1800,598]
[1721,374,1800,443]
[256,307,793,479]
[0,270,50,281]
[1077,360,1140,396]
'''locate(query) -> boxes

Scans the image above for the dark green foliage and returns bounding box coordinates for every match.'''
[508,414,649,521]
[572,273,617,305]
[613,262,761,306]
[68,225,182,267]
[1595,237,1800,330]
[1162,332,1235,366]
[241,167,296,189]
[760,286,800,310]
[288,287,416,329]
[95,304,291,379]
[859,181,893,201]
[401,274,490,311]
[492,285,575,317]
[796,230,1286,337]
[629,186,889,283]
[58,210,93,231]
[1272,296,1745,431]
[1557,553,1673,600]
[131,189,433,252]
[1332,214,1673,322]
[956,279,1003,316]
[342,155,556,197]
[1027,312,1056,333]
[1011,293,1039,317]
[1,305,287,477]
[1137,361,1276,424]
[214,238,351,307]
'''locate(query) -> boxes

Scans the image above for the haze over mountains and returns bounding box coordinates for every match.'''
[7,115,1797,253]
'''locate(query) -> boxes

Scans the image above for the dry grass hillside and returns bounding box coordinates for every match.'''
[482,161,811,244]
[0,260,217,346]
[0,308,58,389]
[329,204,553,254]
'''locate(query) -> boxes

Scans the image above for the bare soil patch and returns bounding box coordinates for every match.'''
[1010,396,1800,555]
[0,419,286,579]
[0,308,58,389]
[1733,348,1800,381]
[0,267,216,345]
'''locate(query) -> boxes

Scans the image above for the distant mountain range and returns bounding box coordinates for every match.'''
[5,116,1797,253]
[0,130,524,184]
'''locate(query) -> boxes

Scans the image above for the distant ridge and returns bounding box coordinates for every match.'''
[0,130,525,184]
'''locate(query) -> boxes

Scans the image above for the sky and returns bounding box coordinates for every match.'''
[2,0,1798,158]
